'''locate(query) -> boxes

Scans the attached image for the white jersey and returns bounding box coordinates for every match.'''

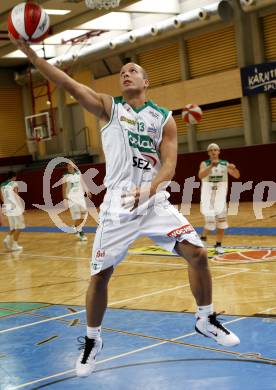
[101,97,171,190]
[200,160,229,216]
[0,180,24,216]
[63,171,86,204]
[201,159,228,184]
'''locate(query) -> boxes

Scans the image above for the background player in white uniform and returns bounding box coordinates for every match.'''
[199,143,240,254]
[0,171,25,251]
[11,37,240,377]
[62,161,88,241]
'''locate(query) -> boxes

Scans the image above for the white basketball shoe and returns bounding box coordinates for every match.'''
[195,312,240,347]
[76,336,103,377]
[11,242,23,251]
[3,236,11,249]
[78,232,88,241]
[215,246,225,255]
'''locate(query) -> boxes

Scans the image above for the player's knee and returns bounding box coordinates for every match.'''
[90,267,113,288]
[191,247,208,269]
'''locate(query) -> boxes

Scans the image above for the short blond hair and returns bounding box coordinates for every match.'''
[207,143,220,151]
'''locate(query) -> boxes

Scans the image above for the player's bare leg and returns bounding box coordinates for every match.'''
[175,240,239,347]
[3,229,13,250]
[200,228,209,245]
[175,241,211,305]
[76,266,113,376]
[215,228,225,254]
[11,229,23,251]
[75,217,87,241]
[86,266,114,326]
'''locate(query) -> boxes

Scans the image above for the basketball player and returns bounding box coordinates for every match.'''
[199,143,240,254]
[10,36,240,377]
[62,161,88,241]
[0,171,25,251]
[0,202,3,226]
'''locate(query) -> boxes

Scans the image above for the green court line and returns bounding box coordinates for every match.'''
[0,302,51,318]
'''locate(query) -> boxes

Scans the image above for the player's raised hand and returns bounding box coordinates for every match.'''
[9,32,30,52]
[228,163,236,170]
[211,160,219,167]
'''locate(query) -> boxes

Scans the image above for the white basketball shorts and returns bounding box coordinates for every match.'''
[91,193,203,275]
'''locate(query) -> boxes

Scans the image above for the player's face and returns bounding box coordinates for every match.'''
[208,148,220,159]
[67,163,75,173]
[119,63,149,95]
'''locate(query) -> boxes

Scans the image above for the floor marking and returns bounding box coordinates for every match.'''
[0,269,247,334]
[0,304,54,319]
[108,270,247,307]
[36,335,59,346]
[1,248,253,270]
[263,250,272,259]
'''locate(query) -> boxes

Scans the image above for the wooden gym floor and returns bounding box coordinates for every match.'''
[0,202,275,315]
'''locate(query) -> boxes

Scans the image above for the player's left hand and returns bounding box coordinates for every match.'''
[122,185,154,211]
[228,163,236,170]
[86,191,92,200]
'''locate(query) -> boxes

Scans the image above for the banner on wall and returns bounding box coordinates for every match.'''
[240,61,276,96]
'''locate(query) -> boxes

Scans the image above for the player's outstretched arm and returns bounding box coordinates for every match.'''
[9,35,111,121]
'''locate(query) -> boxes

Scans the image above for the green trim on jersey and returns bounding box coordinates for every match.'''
[0,180,13,187]
[101,97,115,132]
[114,96,123,104]
[205,159,228,166]
[146,100,170,123]
[114,96,170,119]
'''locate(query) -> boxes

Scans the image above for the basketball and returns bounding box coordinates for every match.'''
[8,2,50,43]
[182,103,203,125]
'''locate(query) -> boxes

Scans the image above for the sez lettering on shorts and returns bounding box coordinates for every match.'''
[167,224,195,238]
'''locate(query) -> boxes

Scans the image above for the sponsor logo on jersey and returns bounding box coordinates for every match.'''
[120,116,136,126]
[141,153,157,167]
[132,156,151,170]
[167,224,195,238]
[209,175,224,182]
[149,110,159,119]
[96,249,105,258]
[148,124,158,134]
[128,130,156,153]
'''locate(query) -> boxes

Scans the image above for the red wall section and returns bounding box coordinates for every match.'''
[5,143,276,209]
[172,143,276,204]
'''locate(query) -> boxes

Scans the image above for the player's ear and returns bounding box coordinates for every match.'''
[144,79,149,89]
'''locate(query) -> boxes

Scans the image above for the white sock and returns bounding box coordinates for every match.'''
[197,304,214,318]
[87,326,101,340]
